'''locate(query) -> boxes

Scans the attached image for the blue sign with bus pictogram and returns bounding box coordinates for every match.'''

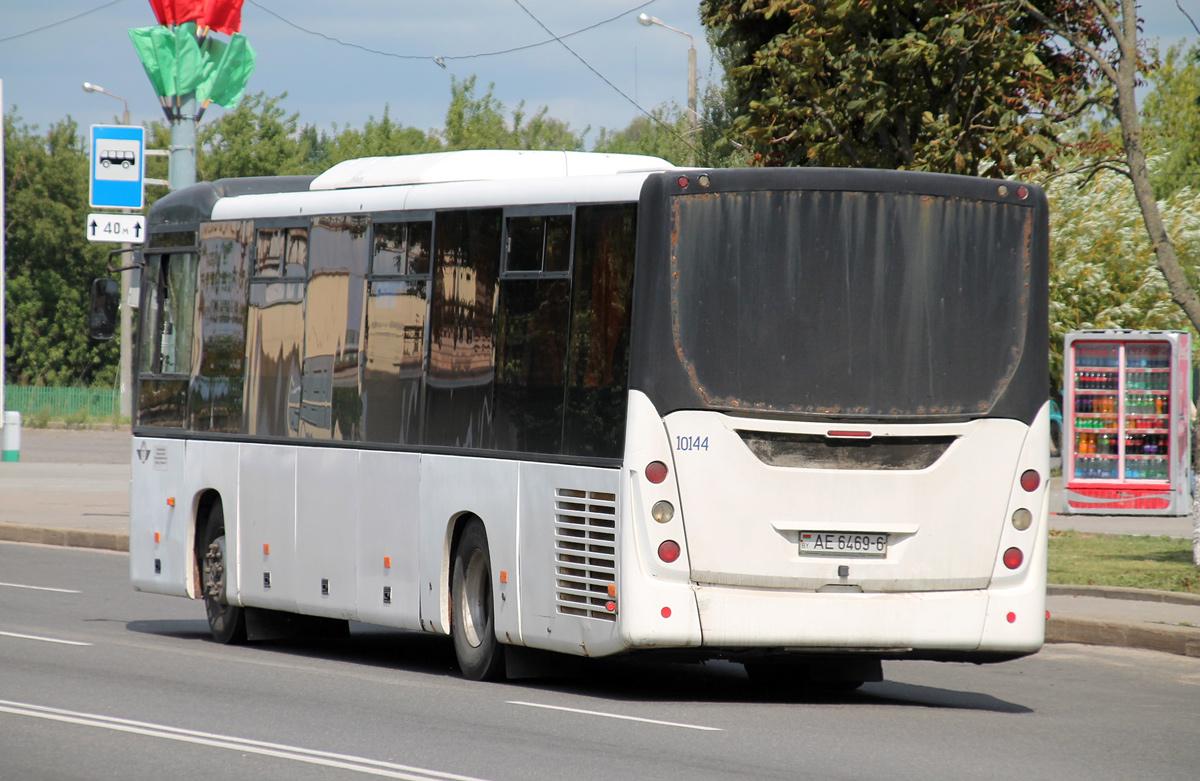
[90,125,145,210]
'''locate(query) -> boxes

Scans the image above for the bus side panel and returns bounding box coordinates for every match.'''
[295,447,359,620]
[130,437,191,597]
[979,401,1051,652]
[356,450,422,629]
[515,462,624,657]
[418,455,519,639]
[615,391,704,650]
[186,440,242,602]
[238,443,298,612]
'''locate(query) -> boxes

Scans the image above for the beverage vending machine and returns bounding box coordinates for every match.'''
[1063,330,1192,515]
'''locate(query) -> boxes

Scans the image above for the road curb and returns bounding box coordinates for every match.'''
[1048,584,1200,606]
[0,523,128,552]
[1047,616,1200,658]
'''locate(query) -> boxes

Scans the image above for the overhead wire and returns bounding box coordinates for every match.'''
[243,0,699,154]
[1,0,703,154]
[506,0,700,160]
[244,0,662,65]
[0,0,127,45]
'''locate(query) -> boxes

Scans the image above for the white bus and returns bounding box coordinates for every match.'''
[94,150,1050,687]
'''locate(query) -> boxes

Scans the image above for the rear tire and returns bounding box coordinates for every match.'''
[451,521,505,681]
[201,502,246,645]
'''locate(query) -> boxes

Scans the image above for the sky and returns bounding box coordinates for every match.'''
[0,1,1198,149]
[0,0,716,145]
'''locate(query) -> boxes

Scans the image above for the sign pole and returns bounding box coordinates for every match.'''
[168,94,198,190]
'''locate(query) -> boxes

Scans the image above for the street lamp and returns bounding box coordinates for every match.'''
[637,13,698,139]
[82,82,130,126]
[82,81,132,421]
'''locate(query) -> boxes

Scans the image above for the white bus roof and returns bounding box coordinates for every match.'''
[310,150,676,190]
[211,150,678,221]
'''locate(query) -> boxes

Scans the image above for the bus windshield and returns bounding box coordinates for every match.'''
[669,189,1034,418]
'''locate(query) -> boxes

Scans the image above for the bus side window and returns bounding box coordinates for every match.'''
[136,250,198,428]
[562,204,637,458]
[138,253,197,376]
[494,212,573,454]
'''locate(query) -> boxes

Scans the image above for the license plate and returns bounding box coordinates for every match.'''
[800,532,888,557]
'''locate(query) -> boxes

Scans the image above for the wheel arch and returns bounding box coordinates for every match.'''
[442,511,487,631]
[191,489,223,599]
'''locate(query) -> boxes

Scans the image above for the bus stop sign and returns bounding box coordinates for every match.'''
[90,124,145,210]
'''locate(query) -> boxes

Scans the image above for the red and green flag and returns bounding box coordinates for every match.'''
[129,2,254,121]
[148,0,243,33]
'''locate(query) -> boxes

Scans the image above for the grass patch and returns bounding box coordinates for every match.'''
[1048,530,1199,593]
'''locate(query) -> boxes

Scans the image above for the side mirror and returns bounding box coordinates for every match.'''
[89,278,120,340]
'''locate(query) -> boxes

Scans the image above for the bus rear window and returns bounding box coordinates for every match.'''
[670,190,1032,418]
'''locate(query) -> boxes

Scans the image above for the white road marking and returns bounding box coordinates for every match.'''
[507,700,722,731]
[0,581,81,593]
[0,699,489,781]
[0,631,91,646]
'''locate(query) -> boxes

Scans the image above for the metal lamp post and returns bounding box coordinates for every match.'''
[637,13,698,141]
[82,82,133,420]
[82,82,130,126]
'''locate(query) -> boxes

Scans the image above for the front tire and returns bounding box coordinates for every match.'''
[451,521,505,681]
[201,502,246,644]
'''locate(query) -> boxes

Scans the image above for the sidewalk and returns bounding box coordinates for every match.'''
[1,428,1198,659]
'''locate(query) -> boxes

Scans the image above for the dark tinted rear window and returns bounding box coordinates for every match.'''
[671,190,1032,417]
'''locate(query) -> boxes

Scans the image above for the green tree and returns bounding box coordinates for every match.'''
[1141,42,1200,199]
[1046,160,1199,396]
[593,106,692,163]
[595,67,751,167]
[3,112,117,386]
[699,1,1098,175]
[321,107,441,170]
[440,76,584,151]
[198,92,304,180]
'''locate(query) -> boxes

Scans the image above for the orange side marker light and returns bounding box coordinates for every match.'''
[499,570,508,584]
[263,543,270,556]
[166,497,175,507]
[384,556,391,569]
[154,532,161,543]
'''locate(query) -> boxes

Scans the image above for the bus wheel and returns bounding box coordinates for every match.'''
[201,502,246,645]
[451,521,505,681]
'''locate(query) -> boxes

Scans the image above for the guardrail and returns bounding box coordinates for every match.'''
[3,386,118,419]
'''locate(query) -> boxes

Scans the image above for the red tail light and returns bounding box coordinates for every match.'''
[658,540,681,563]
[1020,469,1040,492]
[1003,547,1024,569]
[645,461,668,484]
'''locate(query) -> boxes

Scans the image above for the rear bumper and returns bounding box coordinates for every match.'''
[690,580,1045,656]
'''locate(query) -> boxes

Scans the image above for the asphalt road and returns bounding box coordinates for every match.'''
[2,542,1199,781]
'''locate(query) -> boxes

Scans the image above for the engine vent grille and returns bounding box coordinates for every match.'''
[554,488,617,621]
